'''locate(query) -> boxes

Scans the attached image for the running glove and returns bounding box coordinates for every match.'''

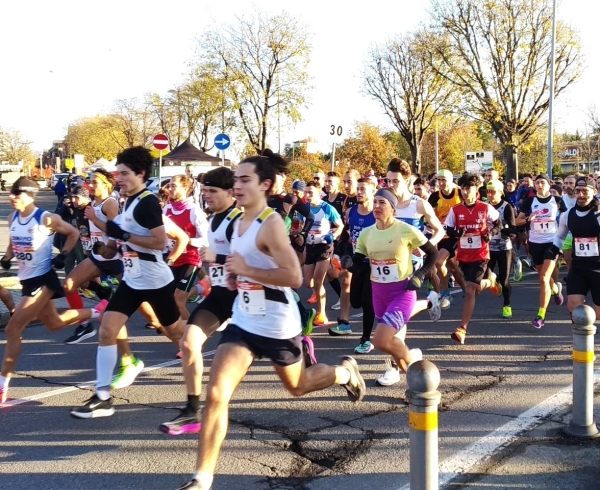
[0,255,11,270]
[92,241,105,254]
[51,252,67,270]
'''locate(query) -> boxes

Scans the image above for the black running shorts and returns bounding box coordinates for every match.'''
[528,241,553,266]
[304,244,332,265]
[188,286,238,328]
[170,264,199,293]
[89,255,123,277]
[459,260,488,285]
[219,323,303,367]
[21,269,64,299]
[567,265,600,306]
[106,280,179,327]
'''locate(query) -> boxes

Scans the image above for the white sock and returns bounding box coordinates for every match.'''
[96,345,118,391]
[338,367,351,385]
[192,472,213,489]
[90,309,101,319]
[0,375,8,390]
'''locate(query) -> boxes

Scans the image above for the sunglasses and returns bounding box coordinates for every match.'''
[10,190,24,196]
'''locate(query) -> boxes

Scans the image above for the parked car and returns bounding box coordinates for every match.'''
[145,177,171,194]
[48,173,70,190]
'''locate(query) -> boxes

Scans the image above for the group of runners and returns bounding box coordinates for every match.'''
[2,145,600,490]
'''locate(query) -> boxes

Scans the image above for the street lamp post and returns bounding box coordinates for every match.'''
[546,0,557,178]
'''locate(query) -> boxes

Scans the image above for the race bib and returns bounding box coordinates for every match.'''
[370,259,400,283]
[532,219,556,234]
[90,232,102,244]
[209,264,226,287]
[237,281,266,315]
[122,251,141,277]
[574,237,599,257]
[307,231,322,245]
[460,235,482,249]
[80,237,92,251]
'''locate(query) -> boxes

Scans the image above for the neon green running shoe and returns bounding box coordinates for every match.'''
[502,306,512,318]
[111,356,144,389]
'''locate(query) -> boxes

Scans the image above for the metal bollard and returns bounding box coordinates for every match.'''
[406,360,441,490]
[565,304,599,438]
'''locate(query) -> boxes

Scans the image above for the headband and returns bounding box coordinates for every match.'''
[93,172,112,186]
[374,188,398,208]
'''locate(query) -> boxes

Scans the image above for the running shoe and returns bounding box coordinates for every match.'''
[0,386,7,404]
[448,276,455,288]
[307,292,318,304]
[100,278,110,288]
[70,394,114,419]
[159,408,201,436]
[439,291,453,310]
[427,291,441,321]
[354,340,374,354]
[176,350,182,359]
[531,316,545,329]
[512,260,523,282]
[302,336,317,368]
[108,276,119,285]
[451,326,467,345]
[329,319,352,335]
[521,257,536,272]
[302,308,317,337]
[144,323,156,330]
[313,312,328,326]
[78,288,95,299]
[340,356,366,402]
[553,281,564,306]
[488,273,503,297]
[331,300,341,310]
[502,306,513,318]
[376,359,400,386]
[64,322,97,345]
[331,255,342,271]
[111,356,144,389]
[187,295,199,303]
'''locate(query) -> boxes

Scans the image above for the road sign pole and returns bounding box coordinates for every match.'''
[330,143,336,172]
[159,150,163,181]
[221,150,224,167]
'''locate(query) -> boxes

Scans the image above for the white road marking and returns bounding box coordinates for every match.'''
[2,349,216,408]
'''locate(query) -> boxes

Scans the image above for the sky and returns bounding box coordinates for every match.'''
[0,0,598,158]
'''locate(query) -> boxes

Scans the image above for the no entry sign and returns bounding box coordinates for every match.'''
[153,134,169,151]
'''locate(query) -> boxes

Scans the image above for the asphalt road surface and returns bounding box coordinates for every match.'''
[0,189,596,490]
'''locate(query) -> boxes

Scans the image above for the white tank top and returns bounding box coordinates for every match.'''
[89,197,121,262]
[528,196,560,244]
[117,191,173,289]
[230,208,300,339]
[394,195,425,267]
[10,208,53,281]
[207,207,242,288]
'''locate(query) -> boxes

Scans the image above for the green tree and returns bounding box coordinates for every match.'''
[426,0,583,180]
[363,31,458,174]
[0,127,36,166]
[198,10,312,153]
[64,116,127,162]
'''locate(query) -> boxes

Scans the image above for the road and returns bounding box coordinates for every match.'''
[0,189,598,490]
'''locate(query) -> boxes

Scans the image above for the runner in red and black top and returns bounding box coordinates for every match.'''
[444,173,503,345]
[160,166,241,437]
[164,175,209,321]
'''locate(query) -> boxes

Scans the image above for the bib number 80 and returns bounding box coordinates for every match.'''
[15,252,33,261]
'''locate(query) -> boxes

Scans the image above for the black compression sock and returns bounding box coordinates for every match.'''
[187,394,201,412]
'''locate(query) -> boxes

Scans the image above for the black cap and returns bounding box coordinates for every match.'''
[71,185,89,198]
[11,177,39,195]
[535,174,551,183]
[575,176,595,189]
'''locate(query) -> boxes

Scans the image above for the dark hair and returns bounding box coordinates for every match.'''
[157,185,170,206]
[387,158,411,177]
[92,168,116,191]
[239,148,288,193]
[457,173,480,188]
[523,173,533,179]
[326,171,339,178]
[116,146,154,180]
[413,177,426,186]
[305,181,322,190]
[202,167,234,190]
[357,177,376,187]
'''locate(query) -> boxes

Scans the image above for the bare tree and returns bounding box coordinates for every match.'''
[0,127,36,166]
[364,31,458,174]
[110,98,158,149]
[426,0,582,179]
[199,10,311,153]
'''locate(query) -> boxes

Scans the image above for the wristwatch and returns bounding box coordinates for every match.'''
[122,232,131,242]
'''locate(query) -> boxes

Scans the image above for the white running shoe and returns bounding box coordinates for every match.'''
[426,291,441,321]
[376,359,401,386]
[331,300,341,310]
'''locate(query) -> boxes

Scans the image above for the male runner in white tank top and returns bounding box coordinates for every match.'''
[177,150,366,490]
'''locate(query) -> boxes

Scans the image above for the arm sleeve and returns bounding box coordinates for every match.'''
[416,241,439,278]
[133,195,163,230]
[189,207,209,248]
[503,203,517,237]
[292,200,314,233]
[553,211,570,249]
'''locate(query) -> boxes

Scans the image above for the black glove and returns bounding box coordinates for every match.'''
[51,252,67,270]
[482,231,492,242]
[0,255,11,270]
[292,233,305,248]
[544,244,561,261]
[341,255,353,270]
[92,241,105,254]
[407,270,425,291]
[456,227,465,237]
[500,228,512,239]
[106,220,127,240]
